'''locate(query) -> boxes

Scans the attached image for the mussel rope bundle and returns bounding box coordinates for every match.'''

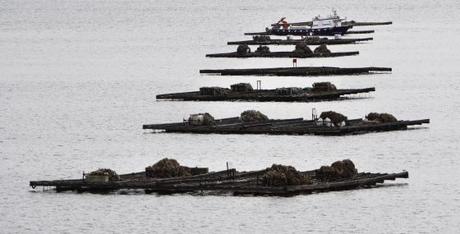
[145,158,191,178]
[255,45,270,53]
[261,164,311,186]
[313,44,331,55]
[319,111,348,126]
[312,82,337,91]
[237,44,251,55]
[240,110,269,122]
[188,113,215,126]
[316,159,357,181]
[88,168,120,181]
[366,113,398,123]
[253,35,271,42]
[293,42,313,57]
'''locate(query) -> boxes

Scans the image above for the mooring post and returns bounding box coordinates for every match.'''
[292,58,297,67]
[226,162,229,177]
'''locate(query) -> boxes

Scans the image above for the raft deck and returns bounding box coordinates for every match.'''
[227,37,373,45]
[206,51,359,58]
[156,87,375,102]
[200,66,392,76]
[29,168,408,196]
[143,116,429,136]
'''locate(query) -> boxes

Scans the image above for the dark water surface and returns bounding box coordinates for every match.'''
[1,0,460,233]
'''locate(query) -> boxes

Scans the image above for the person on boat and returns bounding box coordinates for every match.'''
[275,17,289,30]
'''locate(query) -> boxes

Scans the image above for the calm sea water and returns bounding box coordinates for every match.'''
[1,0,460,233]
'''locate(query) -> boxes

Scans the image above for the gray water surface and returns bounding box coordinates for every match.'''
[1,0,460,233]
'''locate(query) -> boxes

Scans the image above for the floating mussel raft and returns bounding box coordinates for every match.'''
[227,36,373,45]
[143,110,429,136]
[244,30,375,36]
[156,82,375,102]
[29,158,408,196]
[200,66,391,76]
[207,44,358,58]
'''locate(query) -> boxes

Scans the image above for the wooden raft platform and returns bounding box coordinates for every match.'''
[244,30,375,36]
[227,37,373,45]
[156,86,375,102]
[206,51,359,58]
[200,66,392,76]
[29,167,408,196]
[143,115,429,136]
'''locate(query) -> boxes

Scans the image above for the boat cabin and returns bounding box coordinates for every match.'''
[311,10,344,29]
